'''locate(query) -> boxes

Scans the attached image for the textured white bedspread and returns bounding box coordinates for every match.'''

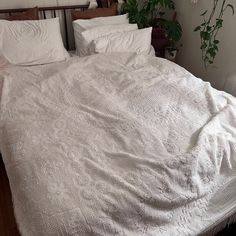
[1,53,236,235]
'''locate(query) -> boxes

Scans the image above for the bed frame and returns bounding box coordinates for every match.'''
[1,2,235,236]
[0,0,109,50]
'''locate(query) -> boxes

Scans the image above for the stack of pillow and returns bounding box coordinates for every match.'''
[0,5,154,67]
[72,11,154,57]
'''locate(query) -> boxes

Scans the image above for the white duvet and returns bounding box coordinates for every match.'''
[0,53,236,236]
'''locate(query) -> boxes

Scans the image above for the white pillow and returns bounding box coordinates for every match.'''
[73,14,129,56]
[80,23,138,56]
[73,14,128,31]
[90,27,153,55]
[148,45,156,57]
[0,18,69,66]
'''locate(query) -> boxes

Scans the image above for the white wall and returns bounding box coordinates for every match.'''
[175,0,236,94]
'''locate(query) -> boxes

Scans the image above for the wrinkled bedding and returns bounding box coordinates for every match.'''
[0,53,236,235]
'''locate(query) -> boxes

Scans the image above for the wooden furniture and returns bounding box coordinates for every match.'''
[0,156,20,236]
[151,27,169,57]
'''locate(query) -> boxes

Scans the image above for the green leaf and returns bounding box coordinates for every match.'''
[124,0,178,28]
[207,48,216,58]
[201,10,208,16]
[194,26,201,32]
[214,40,220,44]
[164,20,182,43]
[200,31,210,40]
[216,18,223,28]
[207,26,212,31]
[213,45,219,51]
[200,43,207,50]
[227,4,235,15]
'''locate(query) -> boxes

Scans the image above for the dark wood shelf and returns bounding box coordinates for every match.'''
[0,156,20,236]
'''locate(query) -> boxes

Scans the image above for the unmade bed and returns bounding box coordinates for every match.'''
[1,52,236,235]
[1,2,236,235]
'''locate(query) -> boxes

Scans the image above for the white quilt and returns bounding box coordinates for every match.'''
[0,53,236,236]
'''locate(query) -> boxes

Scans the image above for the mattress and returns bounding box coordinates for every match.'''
[200,178,236,234]
[0,52,236,236]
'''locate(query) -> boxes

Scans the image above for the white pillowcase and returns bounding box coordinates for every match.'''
[80,24,138,56]
[0,18,69,66]
[148,45,156,57]
[90,27,153,55]
[73,13,128,31]
[73,14,129,56]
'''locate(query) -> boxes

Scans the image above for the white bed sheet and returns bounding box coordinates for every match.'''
[69,45,156,57]
[0,53,236,236]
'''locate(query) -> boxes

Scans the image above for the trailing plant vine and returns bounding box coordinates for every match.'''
[194,0,234,68]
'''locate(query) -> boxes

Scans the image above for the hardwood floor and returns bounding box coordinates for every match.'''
[0,156,236,236]
[0,157,20,236]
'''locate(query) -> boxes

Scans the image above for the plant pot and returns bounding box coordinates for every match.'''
[151,27,169,57]
[165,47,177,62]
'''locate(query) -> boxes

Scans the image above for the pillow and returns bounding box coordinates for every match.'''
[88,0,98,9]
[148,45,156,57]
[7,7,39,21]
[81,23,138,43]
[71,3,117,20]
[90,27,153,55]
[73,13,128,31]
[79,23,138,56]
[73,13,129,56]
[0,18,69,66]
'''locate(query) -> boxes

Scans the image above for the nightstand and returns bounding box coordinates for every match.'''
[151,27,169,57]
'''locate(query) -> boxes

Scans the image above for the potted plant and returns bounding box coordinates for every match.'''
[123,0,182,58]
[194,0,234,68]
[163,13,182,61]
